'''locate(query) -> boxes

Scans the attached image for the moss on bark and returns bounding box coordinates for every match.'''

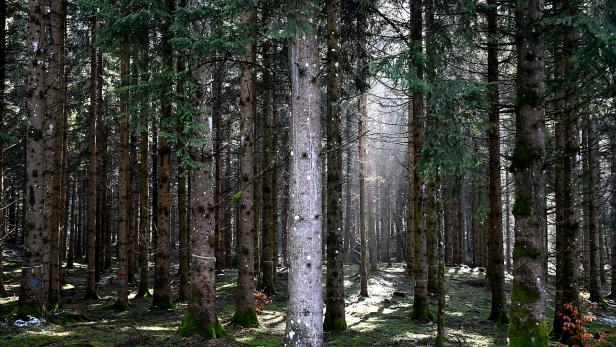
[151,298,175,310]
[411,297,435,322]
[323,316,347,332]
[14,303,45,319]
[508,317,549,347]
[177,309,227,338]
[230,309,258,327]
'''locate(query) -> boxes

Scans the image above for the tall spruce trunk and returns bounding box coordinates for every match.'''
[176,21,189,300]
[552,0,581,342]
[285,1,323,344]
[231,9,258,327]
[324,0,346,331]
[177,58,226,339]
[260,12,276,293]
[509,0,548,343]
[610,137,616,298]
[358,94,369,297]
[136,44,150,298]
[84,12,99,300]
[152,0,175,310]
[213,59,224,270]
[410,0,432,323]
[587,117,603,304]
[486,0,506,322]
[0,0,6,297]
[343,111,354,263]
[18,0,48,317]
[47,0,66,307]
[114,38,130,310]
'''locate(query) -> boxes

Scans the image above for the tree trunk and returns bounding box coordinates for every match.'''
[410,0,432,323]
[18,0,48,317]
[343,111,353,264]
[609,136,616,298]
[213,58,224,270]
[0,0,6,297]
[260,13,276,293]
[406,98,415,273]
[285,2,323,344]
[114,38,130,310]
[485,0,506,321]
[136,118,150,298]
[84,12,99,300]
[177,51,226,339]
[587,117,603,304]
[505,169,512,272]
[509,0,549,343]
[552,0,581,342]
[358,94,369,298]
[324,0,346,331]
[176,20,189,301]
[128,136,137,283]
[230,8,258,327]
[152,0,175,310]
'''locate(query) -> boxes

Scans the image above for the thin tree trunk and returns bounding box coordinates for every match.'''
[231,8,258,327]
[609,136,616,298]
[260,12,276,293]
[0,0,7,297]
[84,11,99,300]
[587,117,603,304]
[285,1,323,343]
[505,169,512,272]
[136,117,150,298]
[486,0,506,321]
[509,0,549,343]
[343,111,353,264]
[176,18,189,300]
[213,58,224,270]
[358,94,369,298]
[114,38,130,310]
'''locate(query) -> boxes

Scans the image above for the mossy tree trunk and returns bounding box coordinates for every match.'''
[609,136,616,298]
[285,1,323,344]
[552,0,581,342]
[177,55,225,339]
[18,0,48,318]
[324,0,346,332]
[508,0,549,344]
[231,7,258,328]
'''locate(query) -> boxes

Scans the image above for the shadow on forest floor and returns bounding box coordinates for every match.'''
[1,247,616,346]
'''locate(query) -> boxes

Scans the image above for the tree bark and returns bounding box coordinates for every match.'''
[231,8,258,327]
[177,50,226,339]
[358,94,369,298]
[0,0,6,297]
[84,11,99,300]
[285,1,323,344]
[509,0,548,343]
[152,0,175,310]
[486,0,506,321]
[18,0,48,317]
[114,38,130,310]
[552,0,581,342]
[324,0,346,331]
[587,117,603,304]
[260,9,276,293]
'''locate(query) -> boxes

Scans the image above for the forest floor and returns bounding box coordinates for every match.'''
[1,247,616,346]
